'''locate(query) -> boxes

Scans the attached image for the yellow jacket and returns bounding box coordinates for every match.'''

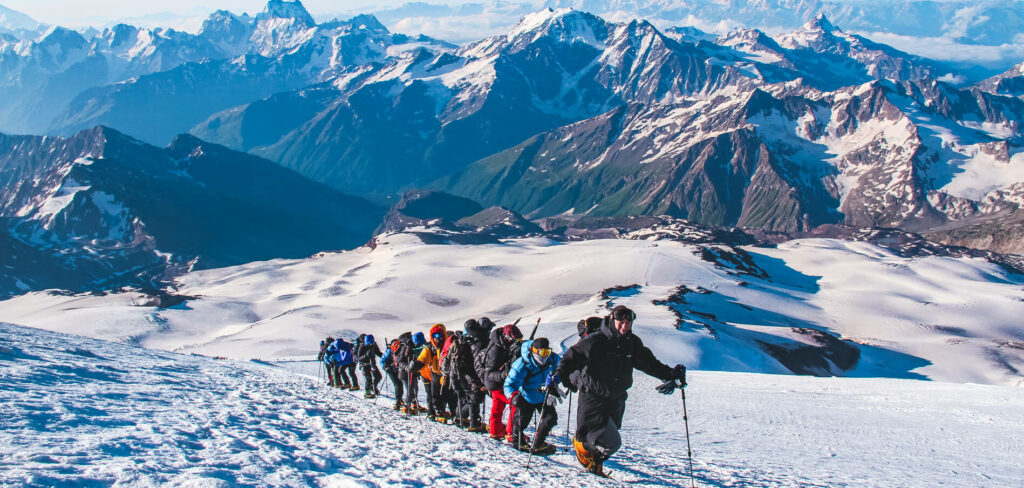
[417,323,447,378]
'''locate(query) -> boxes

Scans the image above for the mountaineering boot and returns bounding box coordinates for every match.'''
[574,437,611,478]
[467,424,487,433]
[510,434,531,452]
[586,461,611,478]
[573,436,594,468]
[364,391,376,399]
[349,385,360,391]
[531,441,557,456]
[488,433,503,440]
[393,401,403,411]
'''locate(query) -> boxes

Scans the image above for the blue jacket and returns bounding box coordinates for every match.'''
[380,346,394,370]
[504,339,560,404]
[336,340,354,366]
[324,341,341,365]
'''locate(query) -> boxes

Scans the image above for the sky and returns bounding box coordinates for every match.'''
[0,0,412,27]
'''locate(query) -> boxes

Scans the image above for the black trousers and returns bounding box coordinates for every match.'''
[361,363,382,393]
[575,391,627,461]
[512,395,557,446]
[344,364,359,388]
[430,372,457,417]
[385,368,404,402]
[403,369,420,407]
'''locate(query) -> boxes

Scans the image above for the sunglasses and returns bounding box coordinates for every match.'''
[432,333,444,338]
[531,347,552,357]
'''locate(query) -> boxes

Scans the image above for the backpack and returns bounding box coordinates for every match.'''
[354,334,366,357]
[441,334,462,379]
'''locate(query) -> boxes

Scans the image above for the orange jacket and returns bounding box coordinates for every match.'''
[417,323,447,377]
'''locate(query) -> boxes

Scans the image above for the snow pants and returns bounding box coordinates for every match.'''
[336,363,357,387]
[344,363,359,388]
[429,372,457,418]
[456,386,485,427]
[332,364,348,386]
[361,363,382,394]
[488,390,517,438]
[512,395,557,447]
[575,391,627,461]
[385,368,404,402]
[403,369,420,407]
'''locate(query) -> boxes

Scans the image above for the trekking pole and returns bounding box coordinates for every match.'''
[525,386,553,470]
[564,390,573,452]
[681,385,696,488]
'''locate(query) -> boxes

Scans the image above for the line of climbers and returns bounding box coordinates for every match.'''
[315,305,687,477]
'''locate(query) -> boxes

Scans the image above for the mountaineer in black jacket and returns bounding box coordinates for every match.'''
[555,305,686,477]
[459,318,493,432]
[357,334,383,398]
[482,322,523,440]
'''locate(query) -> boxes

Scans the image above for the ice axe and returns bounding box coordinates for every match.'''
[528,315,544,337]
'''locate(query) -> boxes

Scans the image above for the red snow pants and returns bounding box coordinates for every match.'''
[488,390,517,438]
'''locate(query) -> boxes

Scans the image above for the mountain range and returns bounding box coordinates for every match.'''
[3,1,1024,299]
[0,1,454,141]
[192,8,1024,252]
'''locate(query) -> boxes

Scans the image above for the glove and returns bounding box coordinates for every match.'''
[564,371,579,392]
[545,373,560,388]
[656,379,676,395]
[673,364,687,387]
[546,389,563,406]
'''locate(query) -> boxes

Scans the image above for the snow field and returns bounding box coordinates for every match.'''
[1,236,1023,385]
[4,322,1023,487]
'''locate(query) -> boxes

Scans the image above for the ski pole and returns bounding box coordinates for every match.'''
[564,390,573,452]
[525,386,553,470]
[681,386,696,488]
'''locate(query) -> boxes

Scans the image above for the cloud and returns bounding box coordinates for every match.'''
[857,31,1024,68]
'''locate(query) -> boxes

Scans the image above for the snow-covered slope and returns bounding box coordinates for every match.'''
[2,233,1022,386]
[3,321,1022,486]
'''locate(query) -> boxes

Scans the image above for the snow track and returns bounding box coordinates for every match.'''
[4,323,1024,487]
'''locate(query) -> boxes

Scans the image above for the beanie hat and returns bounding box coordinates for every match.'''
[480,317,496,330]
[531,337,550,350]
[502,323,523,341]
[611,305,636,322]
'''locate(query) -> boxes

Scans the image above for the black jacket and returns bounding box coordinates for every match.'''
[468,331,490,391]
[482,327,518,391]
[357,343,382,366]
[556,316,674,398]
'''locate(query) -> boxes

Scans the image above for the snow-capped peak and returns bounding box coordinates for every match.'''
[341,14,388,34]
[805,12,839,34]
[776,12,853,51]
[505,8,609,49]
[257,0,315,27]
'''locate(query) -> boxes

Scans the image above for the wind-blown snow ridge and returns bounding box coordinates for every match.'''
[3,322,1023,487]
[2,234,1023,386]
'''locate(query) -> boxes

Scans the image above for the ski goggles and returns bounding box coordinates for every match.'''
[531,347,552,358]
[432,332,444,340]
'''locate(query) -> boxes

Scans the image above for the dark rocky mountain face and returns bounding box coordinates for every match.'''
[371,190,542,245]
[0,126,384,298]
